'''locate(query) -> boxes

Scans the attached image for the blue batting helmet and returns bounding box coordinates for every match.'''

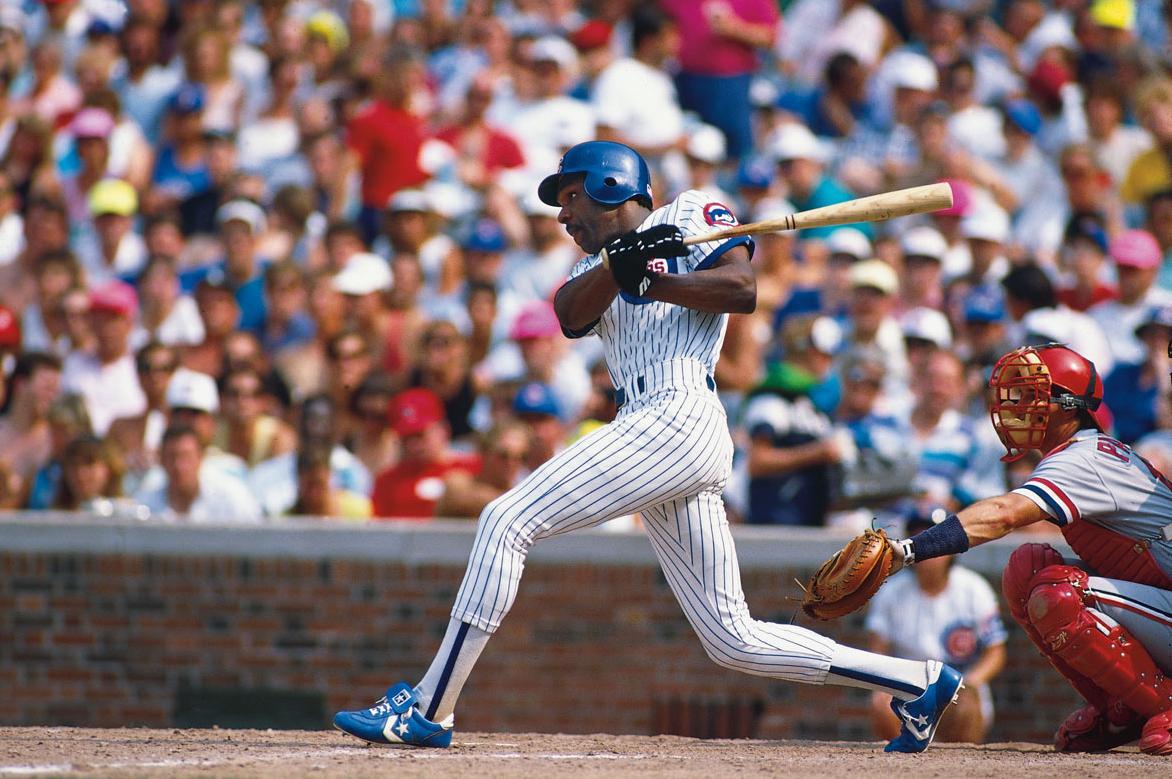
[537,141,653,208]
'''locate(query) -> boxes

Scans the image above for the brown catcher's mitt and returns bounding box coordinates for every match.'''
[801,528,895,620]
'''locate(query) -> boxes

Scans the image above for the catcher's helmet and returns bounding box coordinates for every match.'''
[537,141,653,208]
[988,343,1109,462]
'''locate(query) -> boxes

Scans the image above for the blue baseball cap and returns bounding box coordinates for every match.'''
[963,285,1006,323]
[461,218,508,253]
[736,155,775,190]
[169,83,206,115]
[513,382,561,419]
[1003,99,1042,136]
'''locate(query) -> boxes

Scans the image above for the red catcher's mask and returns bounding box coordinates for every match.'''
[988,344,1107,462]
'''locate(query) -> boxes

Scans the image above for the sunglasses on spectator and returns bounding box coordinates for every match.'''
[224,385,261,399]
[491,447,527,462]
[140,362,176,374]
[331,347,368,361]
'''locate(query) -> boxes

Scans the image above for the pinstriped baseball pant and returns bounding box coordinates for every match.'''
[450,384,837,683]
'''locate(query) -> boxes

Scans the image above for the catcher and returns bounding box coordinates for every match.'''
[806,344,1172,754]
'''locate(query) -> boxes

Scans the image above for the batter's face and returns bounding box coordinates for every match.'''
[555,178,630,255]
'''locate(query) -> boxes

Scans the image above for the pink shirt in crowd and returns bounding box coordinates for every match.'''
[660,0,779,76]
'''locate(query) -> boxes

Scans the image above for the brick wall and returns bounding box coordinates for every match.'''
[0,519,1080,742]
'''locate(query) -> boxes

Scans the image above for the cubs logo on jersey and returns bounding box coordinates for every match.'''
[703,202,738,227]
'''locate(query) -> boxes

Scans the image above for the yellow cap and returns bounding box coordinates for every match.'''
[306,10,350,54]
[88,179,138,217]
[1090,0,1135,31]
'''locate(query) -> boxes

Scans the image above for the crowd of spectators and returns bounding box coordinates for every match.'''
[0,0,1169,531]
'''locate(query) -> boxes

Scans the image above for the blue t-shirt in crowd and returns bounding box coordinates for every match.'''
[1104,362,1159,444]
[179,261,269,333]
[152,146,211,202]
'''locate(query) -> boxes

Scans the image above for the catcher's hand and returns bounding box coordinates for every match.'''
[801,528,897,621]
[600,224,687,297]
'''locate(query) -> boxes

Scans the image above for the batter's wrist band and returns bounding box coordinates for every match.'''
[907,514,970,563]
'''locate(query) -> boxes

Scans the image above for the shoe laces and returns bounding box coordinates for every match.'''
[368,696,393,717]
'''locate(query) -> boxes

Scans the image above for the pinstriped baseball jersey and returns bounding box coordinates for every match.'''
[565,189,753,390]
[1013,431,1172,579]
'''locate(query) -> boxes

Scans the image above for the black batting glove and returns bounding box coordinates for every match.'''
[601,224,687,297]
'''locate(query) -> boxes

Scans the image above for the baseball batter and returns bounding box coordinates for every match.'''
[334,141,962,752]
[874,344,1172,755]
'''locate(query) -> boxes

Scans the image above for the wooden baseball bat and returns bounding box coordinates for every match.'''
[682,182,954,245]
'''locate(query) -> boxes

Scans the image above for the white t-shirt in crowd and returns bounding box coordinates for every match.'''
[135,460,263,523]
[61,351,146,436]
[592,57,684,149]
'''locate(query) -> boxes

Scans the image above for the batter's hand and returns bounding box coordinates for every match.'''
[601,225,688,297]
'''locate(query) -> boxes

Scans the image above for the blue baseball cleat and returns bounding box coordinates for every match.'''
[333,683,454,748]
[884,661,964,753]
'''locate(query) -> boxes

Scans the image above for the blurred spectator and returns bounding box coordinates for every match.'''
[274,267,346,401]
[1085,77,1152,188]
[371,388,479,519]
[107,341,176,486]
[52,434,125,511]
[237,54,300,179]
[1002,262,1114,376]
[288,443,371,519]
[0,351,62,490]
[743,314,843,526]
[178,128,242,236]
[1,118,56,220]
[662,0,777,159]
[250,393,370,517]
[26,393,91,510]
[681,124,735,204]
[333,251,393,364]
[845,259,908,407]
[867,512,1008,744]
[512,381,566,472]
[347,371,399,478]
[500,193,577,303]
[136,423,262,522]
[184,276,239,376]
[78,179,147,284]
[592,5,684,167]
[60,107,115,228]
[323,328,373,438]
[901,307,953,378]
[259,260,314,354]
[1056,212,1115,311]
[435,420,530,519]
[1088,230,1172,365]
[113,16,183,142]
[22,249,84,356]
[770,123,869,239]
[213,365,297,467]
[347,46,429,244]
[507,35,595,161]
[181,199,269,332]
[1104,304,1172,444]
[149,83,211,214]
[832,348,917,529]
[1121,76,1172,206]
[492,299,590,422]
[181,24,244,131]
[61,280,146,435]
[899,226,948,310]
[908,351,1004,513]
[132,255,205,350]
[377,189,459,297]
[20,40,81,127]
[435,71,526,193]
[1145,190,1172,292]
[408,319,478,441]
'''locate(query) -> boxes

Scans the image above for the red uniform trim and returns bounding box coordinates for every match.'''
[1033,476,1082,522]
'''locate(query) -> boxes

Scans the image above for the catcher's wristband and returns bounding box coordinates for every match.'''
[906,513,969,564]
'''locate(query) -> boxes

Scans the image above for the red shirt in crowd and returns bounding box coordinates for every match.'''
[659,0,779,76]
[347,100,429,208]
[1057,283,1117,312]
[434,125,526,178]
[371,454,481,519]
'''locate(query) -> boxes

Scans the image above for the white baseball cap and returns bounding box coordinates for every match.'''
[529,35,577,71]
[333,252,394,296]
[810,315,844,354]
[826,227,872,260]
[890,52,938,92]
[687,124,727,164]
[522,190,560,218]
[387,188,433,213]
[901,307,953,348]
[752,197,796,223]
[900,226,948,261]
[768,123,828,163]
[166,369,219,413]
[850,259,899,295]
[961,205,1010,243]
[216,199,266,234]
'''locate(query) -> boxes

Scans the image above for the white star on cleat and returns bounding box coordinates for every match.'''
[396,718,410,736]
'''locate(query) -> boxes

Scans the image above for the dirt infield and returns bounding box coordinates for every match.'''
[0,728,1156,778]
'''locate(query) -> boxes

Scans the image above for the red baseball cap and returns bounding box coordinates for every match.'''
[89,279,138,317]
[388,388,445,436]
[0,305,19,347]
[571,20,612,51]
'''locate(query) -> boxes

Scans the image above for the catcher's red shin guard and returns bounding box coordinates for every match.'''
[1002,545,1110,710]
[1026,565,1172,722]
[1054,699,1143,753]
